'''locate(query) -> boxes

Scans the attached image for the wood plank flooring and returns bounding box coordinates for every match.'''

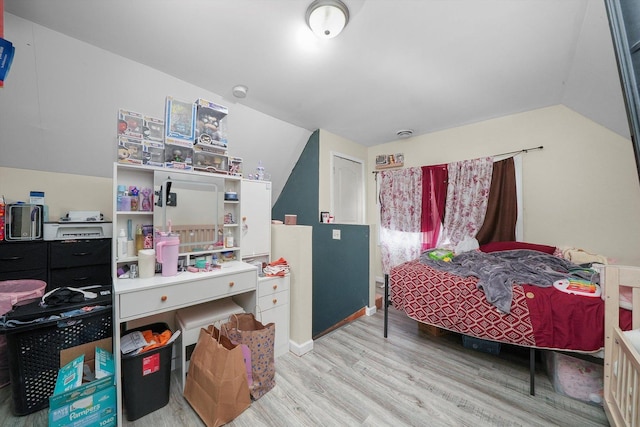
[0,307,609,426]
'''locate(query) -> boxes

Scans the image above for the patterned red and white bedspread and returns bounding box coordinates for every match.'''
[390,259,631,351]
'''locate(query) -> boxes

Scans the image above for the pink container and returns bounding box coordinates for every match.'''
[0,279,47,388]
[156,233,180,277]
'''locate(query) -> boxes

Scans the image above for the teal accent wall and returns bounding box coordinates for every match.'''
[271,130,370,338]
[312,224,369,337]
[272,130,319,225]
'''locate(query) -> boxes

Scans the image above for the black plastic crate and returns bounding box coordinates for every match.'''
[5,306,112,416]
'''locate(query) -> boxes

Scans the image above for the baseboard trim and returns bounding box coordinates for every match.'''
[366,306,377,316]
[289,339,314,356]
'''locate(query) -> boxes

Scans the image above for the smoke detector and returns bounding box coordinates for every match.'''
[396,129,413,138]
[232,85,248,98]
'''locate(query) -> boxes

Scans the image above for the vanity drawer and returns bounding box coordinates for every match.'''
[258,288,289,311]
[49,239,111,269]
[257,276,289,298]
[118,270,256,319]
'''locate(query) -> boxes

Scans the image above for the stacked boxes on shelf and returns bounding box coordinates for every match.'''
[115,96,243,175]
[117,109,165,167]
[193,98,229,174]
[142,115,165,167]
[164,96,196,169]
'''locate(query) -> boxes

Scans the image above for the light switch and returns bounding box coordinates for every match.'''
[332,229,341,240]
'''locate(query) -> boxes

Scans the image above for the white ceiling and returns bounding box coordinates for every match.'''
[3,0,631,146]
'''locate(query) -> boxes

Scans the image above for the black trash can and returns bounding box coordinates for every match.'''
[121,322,173,421]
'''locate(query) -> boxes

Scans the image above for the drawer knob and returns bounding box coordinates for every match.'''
[272,284,278,290]
[229,281,235,287]
[161,295,168,302]
[272,298,278,305]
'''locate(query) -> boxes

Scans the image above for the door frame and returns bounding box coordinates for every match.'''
[330,151,366,224]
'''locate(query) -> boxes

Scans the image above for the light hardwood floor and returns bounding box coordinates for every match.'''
[0,307,609,426]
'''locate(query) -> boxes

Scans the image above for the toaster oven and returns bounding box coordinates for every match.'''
[5,204,43,241]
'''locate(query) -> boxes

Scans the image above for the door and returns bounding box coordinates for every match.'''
[331,153,364,224]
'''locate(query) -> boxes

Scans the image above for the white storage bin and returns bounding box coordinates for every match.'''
[175,298,244,391]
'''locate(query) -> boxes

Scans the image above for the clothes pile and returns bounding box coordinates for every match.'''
[263,257,289,277]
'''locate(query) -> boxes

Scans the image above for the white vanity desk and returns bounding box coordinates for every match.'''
[112,261,258,426]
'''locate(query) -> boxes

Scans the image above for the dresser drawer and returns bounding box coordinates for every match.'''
[0,268,47,282]
[49,264,112,289]
[49,239,111,269]
[0,242,47,273]
[257,276,289,298]
[258,289,289,312]
[119,270,256,319]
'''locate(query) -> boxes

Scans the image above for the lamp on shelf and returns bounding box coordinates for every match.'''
[305,0,349,39]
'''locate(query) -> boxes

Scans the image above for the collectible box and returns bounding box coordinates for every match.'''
[164,138,193,170]
[195,98,228,150]
[48,338,116,427]
[143,116,165,143]
[118,136,144,165]
[142,140,165,167]
[229,156,243,176]
[193,147,229,174]
[165,96,196,142]
[118,109,144,140]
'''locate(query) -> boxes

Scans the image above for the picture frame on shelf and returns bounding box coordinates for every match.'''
[375,152,404,170]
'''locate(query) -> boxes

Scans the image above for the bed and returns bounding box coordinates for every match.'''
[603,265,640,427]
[383,241,632,395]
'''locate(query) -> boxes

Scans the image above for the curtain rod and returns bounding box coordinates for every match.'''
[372,145,544,175]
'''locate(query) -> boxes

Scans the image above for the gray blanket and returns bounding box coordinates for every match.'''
[419,249,596,314]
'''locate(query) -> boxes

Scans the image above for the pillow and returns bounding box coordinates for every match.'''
[479,241,557,255]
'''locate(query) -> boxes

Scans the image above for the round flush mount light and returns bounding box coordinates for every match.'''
[396,129,414,138]
[306,0,349,39]
[232,85,248,98]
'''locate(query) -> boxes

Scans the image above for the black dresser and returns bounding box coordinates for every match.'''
[0,239,112,292]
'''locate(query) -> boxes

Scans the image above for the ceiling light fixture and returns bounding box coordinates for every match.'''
[232,85,248,98]
[305,0,349,39]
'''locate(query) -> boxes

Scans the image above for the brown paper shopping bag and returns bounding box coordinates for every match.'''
[183,325,251,427]
[222,313,276,400]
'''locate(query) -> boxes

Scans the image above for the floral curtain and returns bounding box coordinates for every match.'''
[379,167,423,274]
[438,157,494,248]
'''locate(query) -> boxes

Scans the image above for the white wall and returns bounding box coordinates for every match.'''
[0,13,311,205]
[367,105,640,279]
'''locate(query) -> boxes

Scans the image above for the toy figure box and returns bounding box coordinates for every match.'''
[165,96,196,143]
[229,156,243,176]
[118,136,144,165]
[118,109,144,140]
[195,98,228,150]
[193,146,229,174]
[164,139,193,170]
[143,116,165,143]
[142,140,165,167]
[49,338,116,427]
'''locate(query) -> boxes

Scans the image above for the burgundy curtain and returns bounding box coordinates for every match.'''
[475,157,517,244]
[421,164,448,250]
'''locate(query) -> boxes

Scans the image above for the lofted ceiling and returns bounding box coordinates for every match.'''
[3,0,631,146]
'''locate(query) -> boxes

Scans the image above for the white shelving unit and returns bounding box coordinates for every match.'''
[112,163,257,426]
[112,163,243,277]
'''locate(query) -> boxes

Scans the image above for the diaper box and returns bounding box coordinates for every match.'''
[48,338,116,427]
